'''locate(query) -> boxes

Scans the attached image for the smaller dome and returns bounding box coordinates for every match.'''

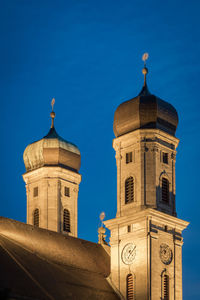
[23,109,81,172]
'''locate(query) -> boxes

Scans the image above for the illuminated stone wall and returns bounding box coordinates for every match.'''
[104,127,188,299]
[113,129,179,218]
[23,166,81,237]
[105,209,188,300]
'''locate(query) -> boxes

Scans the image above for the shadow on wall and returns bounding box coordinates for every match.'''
[156,182,176,217]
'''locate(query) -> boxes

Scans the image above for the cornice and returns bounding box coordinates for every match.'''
[22,166,81,184]
[104,208,189,232]
[113,129,179,150]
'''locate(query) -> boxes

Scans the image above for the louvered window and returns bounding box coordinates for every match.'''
[65,187,70,197]
[33,208,39,227]
[63,209,70,232]
[33,187,38,197]
[163,274,169,300]
[126,152,132,164]
[163,153,168,164]
[125,177,134,204]
[162,178,169,203]
[127,274,134,300]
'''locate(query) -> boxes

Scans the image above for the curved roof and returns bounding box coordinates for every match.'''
[113,84,178,137]
[43,127,80,154]
[0,217,119,300]
[23,126,81,172]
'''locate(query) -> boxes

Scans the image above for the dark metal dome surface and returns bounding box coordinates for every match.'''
[113,84,178,137]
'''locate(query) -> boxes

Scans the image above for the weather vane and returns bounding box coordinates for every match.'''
[51,98,55,112]
[142,52,149,67]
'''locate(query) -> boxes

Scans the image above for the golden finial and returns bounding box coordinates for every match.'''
[50,98,55,128]
[142,53,149,86]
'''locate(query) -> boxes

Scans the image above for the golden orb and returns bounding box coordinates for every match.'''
[142,67,148,75]
[50,111,55,119]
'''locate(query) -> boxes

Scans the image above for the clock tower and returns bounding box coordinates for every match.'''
[104,56,189,300]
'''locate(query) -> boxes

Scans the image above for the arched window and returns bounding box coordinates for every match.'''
[127,273,134,300]
[125,177,134,204]
[162,178,169,203]
[63,209,70,232]
[162,274,169,300]
[33,208,39,227]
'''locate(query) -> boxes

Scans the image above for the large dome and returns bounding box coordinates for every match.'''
[23,110,81,172]
[113,72,178,137]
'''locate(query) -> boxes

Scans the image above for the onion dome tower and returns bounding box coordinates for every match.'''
[104,55,188,300]
[112,54,179,217]
[23,99,81,237]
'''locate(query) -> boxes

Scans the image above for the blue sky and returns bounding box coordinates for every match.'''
[0,0,200,298]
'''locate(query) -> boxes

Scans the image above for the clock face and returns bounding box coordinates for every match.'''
[160,243,173,265]
[122,243,136,265]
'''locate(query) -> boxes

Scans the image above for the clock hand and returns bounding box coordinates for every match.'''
[127,249,134,259]
[127,246,136,259]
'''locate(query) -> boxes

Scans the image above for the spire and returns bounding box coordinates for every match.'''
[139,53,150,96]
[50,98,55,128]
[45,98,60,139]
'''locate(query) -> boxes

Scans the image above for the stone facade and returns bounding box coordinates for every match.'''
[104,128,189,299]
[104,209,188,300]
[23,166,81,237]
[113,129,179,218]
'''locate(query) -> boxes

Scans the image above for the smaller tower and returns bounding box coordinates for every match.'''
[23,99,81,237]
